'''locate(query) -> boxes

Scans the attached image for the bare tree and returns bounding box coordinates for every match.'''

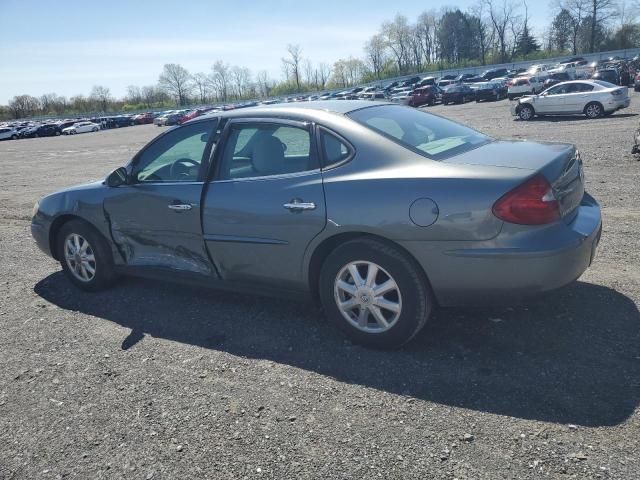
[485,0,518,62]
[158,63,192,106]
[8,95,40,119]
[231,66,251,98]
[364,34,388,78]
[282,44,303,91]
[210,61,231,101]
[255,70,273,97]
[39,93,58,114]
[382,14,412,73]
[317,63,331,88]
[587,0,619,50]
[126,85,142,104]
[192,73,210,103]
[90,85,112,112]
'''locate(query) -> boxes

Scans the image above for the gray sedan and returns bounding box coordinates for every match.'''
[31,101,602,348]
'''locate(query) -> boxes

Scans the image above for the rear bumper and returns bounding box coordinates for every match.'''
[400,193,602,306]
[607,97,631,111]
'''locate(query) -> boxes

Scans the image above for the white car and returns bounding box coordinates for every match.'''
[524,64,553,79]
[511,80,631,120]
[62,121,100,135]
[0,127,19,140]
[508,76,545,99]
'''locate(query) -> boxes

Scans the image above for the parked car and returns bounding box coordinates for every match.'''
[416,76,437,87]
[441,84,475,104]
[634,72,640,91]
[20,124,62,138]
[319,92,338,100]
[133,113,154,125]
[543,72,572,90]
[524,64,553,79]
[455,73,477,82]
[468,68,509,82]
[360,91,387,100]
[512,80,630,120]
[474,81,507,102]
[508,76,545,99]
[0,127,18,140]
[437,79,455,88]
[592,68,620,85]
[407,86,438,107]
[62,121,101,135]
[31,101,601,349]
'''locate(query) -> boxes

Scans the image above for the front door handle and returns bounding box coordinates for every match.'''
[283,199,316,211]
[168,203,192,211]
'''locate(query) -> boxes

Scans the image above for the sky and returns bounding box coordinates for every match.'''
[0,0,551,104]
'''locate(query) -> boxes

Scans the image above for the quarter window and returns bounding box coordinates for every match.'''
[320,130,351,166]
[133,120,215,183]
[218,123,316,180]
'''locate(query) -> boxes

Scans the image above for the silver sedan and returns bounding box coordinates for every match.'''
[31,101,602,348]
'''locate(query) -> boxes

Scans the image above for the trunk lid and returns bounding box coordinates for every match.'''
[445,140,584,221]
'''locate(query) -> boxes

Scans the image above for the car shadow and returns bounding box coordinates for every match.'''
[34,272,640,427]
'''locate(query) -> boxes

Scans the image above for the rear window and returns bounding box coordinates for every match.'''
[348,105,490,161]
[593,80,616,88]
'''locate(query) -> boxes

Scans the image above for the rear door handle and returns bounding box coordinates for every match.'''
[168,203,192,211]
[283,199,316,211]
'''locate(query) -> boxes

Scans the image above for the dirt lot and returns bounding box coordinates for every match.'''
[1,99,639,480]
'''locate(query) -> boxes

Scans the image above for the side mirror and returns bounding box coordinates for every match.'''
[106,167,128,187]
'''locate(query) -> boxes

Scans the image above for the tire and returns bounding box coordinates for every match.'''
[55,131,60,136]
[584,102,603,119]
[319,238,433,349]
[92,127,98,132]
[508,94,514,100]
[518,104,535,121]
[635,86,640,92]
[11,135,17,140]
[34,134,39,138]
[56,219,117,292]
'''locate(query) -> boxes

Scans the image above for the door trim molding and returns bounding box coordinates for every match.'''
[203,233,289,245]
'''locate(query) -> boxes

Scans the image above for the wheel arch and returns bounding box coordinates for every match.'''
[306,232,435,307]
[49,214,108,261]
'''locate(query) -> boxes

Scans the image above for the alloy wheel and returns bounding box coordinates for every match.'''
[64,233,96,282]
[334,261,402,333]
[586,103,602,118]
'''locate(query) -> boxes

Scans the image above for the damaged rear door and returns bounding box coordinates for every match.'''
[104,118,218,276]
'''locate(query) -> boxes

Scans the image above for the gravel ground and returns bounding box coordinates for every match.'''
[1,100,639,480]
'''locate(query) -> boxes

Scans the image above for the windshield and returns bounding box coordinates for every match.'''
[348,105,490,160]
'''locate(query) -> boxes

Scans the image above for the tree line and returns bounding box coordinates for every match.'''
[2,0,639,120]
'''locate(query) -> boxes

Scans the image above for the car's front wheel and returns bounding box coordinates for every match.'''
[518,104,535,120]
[319,238,432,349]
[57,220,117,291]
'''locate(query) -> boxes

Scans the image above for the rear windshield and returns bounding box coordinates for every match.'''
[348,105,490,160]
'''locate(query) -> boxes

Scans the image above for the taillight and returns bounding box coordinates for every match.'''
[492,175,560,225]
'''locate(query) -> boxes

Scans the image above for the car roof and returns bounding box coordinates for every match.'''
[201,100,393,120]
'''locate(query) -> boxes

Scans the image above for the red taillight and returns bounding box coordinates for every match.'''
[492,175,560,225]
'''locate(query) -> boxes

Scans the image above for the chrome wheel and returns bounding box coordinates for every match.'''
[64,233,96,282]
[334,261,402,333]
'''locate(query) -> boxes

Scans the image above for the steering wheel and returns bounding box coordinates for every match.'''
[170,158,200,179]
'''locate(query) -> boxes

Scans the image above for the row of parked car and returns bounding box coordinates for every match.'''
[3,56,638,141]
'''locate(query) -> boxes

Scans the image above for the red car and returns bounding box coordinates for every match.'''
[133,112,154,125]
[408,86,438,107]
[177,107,217,125]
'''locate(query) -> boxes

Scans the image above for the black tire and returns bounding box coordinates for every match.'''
[11,134,17,140]
[584,101,603,119]
[56,219,118,291]
[635,86,640,92]
[319,238,433,349]
[92,127,98,132]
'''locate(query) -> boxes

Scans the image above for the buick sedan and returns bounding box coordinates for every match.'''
[31,101,602,348]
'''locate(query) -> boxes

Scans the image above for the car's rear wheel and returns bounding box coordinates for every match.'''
[57,220,117,291]
[11,134,17,140]
[585,102,603,119]
[518,104,535,121]
[319,238,432,349]
[92,127,98,132]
